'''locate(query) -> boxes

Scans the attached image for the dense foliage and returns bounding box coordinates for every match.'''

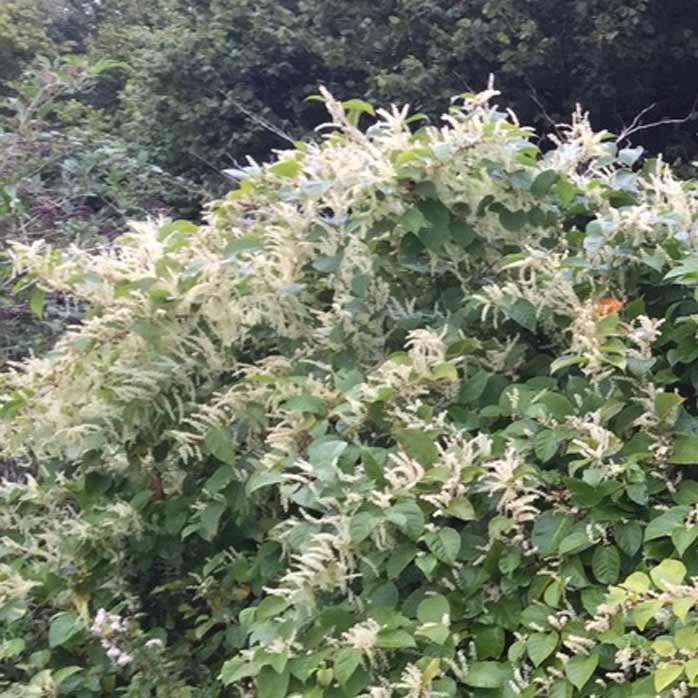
[5,1,698,187]
[0,57,201,363]
[117,0,698,181]
[5,87,698,697]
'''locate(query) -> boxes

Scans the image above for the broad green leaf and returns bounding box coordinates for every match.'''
[333,648,362,685]
[498,207,527,231]
[257,666,290,698]
[685,658,698,683]
[386,544,417,578]
[534,429,558,462]
[634,600,662,630]
[672,526,698,555]
[49,612,82,648]
[645,507,689,541]
[417,595,450,624]
[29,287,46,319]
[387,500,425,539]
[669,435,698,464]
[464,661,513,688]
[614,521,643,556]
[650,559,686,590]
[509,298,537,331]
[531,511,574,557]
[350,511,379,544]
[622,572,651,594]
[474,627,505,660]
[564,654,598,690]
[204,428,236,465]
[395,429,438,466]
[269,159,301,178]
[200,501,226,541]
[531,169,559,197]
[654,663,683,692]
[527,631,558,667]
[283,395,325,414]
[675,626,698,651]
[376,629,416,649]
[425,527,461,564]
[592,545,620,584]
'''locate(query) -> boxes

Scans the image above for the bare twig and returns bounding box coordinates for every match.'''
[525,78,563,141]
[616,97,698,144]
[225,94,296,146]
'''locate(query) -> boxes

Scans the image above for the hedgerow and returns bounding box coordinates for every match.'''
[3,85,698,697]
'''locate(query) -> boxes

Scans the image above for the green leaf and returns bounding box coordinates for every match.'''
[308,439,347,468]
[417,200,452,252]
[204,465,235,493]
[219,657,260,686]
[132,319,161,346]
[531,170,559,197]
[685,658,698,683]
[550,355,585,374]
[654,663,684,692]
[350,511,379,544]
[534,429,558,462]
[376,629,417,649]
[614,521,643,556]
[650,559,686,590]
[564,654,598,690]
[342,98,375,116]
[531,511,574,557]
[425,527,461,564]
[645,507,689,541]
[245,470,283,495]
[559,528,592,555]
[474,627,505,659]
[53,666,82,686]
[655,392,682,419]
[592,545,620,584]
[200,501,226,541]
[622,571,651,593]
[387,544,417,578]
[333,648,362,685]
[509,298,537,331]
[527,632,558,667]
[673,525,698,555]
[445,496,475,520]
[417,595,450,624]
[395,429,438,466]
[387,500,425,539]
[669,435,698,464]
[464,661,513,688]
[204,428,236,465]
[49,612,82,648]
[400,207,427,234]
[29,287,46,319]
[257,666,290,698]
[498,207,527,231]
[283,395,325,415]
[634,600,662,630]
[269,158,302,178]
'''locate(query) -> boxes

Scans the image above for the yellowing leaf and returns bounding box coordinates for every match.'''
[650,559,687,591]
[622,571,651,594]
[654,663,684,692]
[634,600,662,631]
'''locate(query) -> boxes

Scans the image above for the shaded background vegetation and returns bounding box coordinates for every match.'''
[2,0,698,362]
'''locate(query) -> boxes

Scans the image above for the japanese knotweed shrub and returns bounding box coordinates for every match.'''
[5,87,698,698]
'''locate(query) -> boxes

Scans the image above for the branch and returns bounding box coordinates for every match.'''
[615,97,698,145]
[525,78,563,141]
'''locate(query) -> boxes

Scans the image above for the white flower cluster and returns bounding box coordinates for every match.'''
[90,608,132,667]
